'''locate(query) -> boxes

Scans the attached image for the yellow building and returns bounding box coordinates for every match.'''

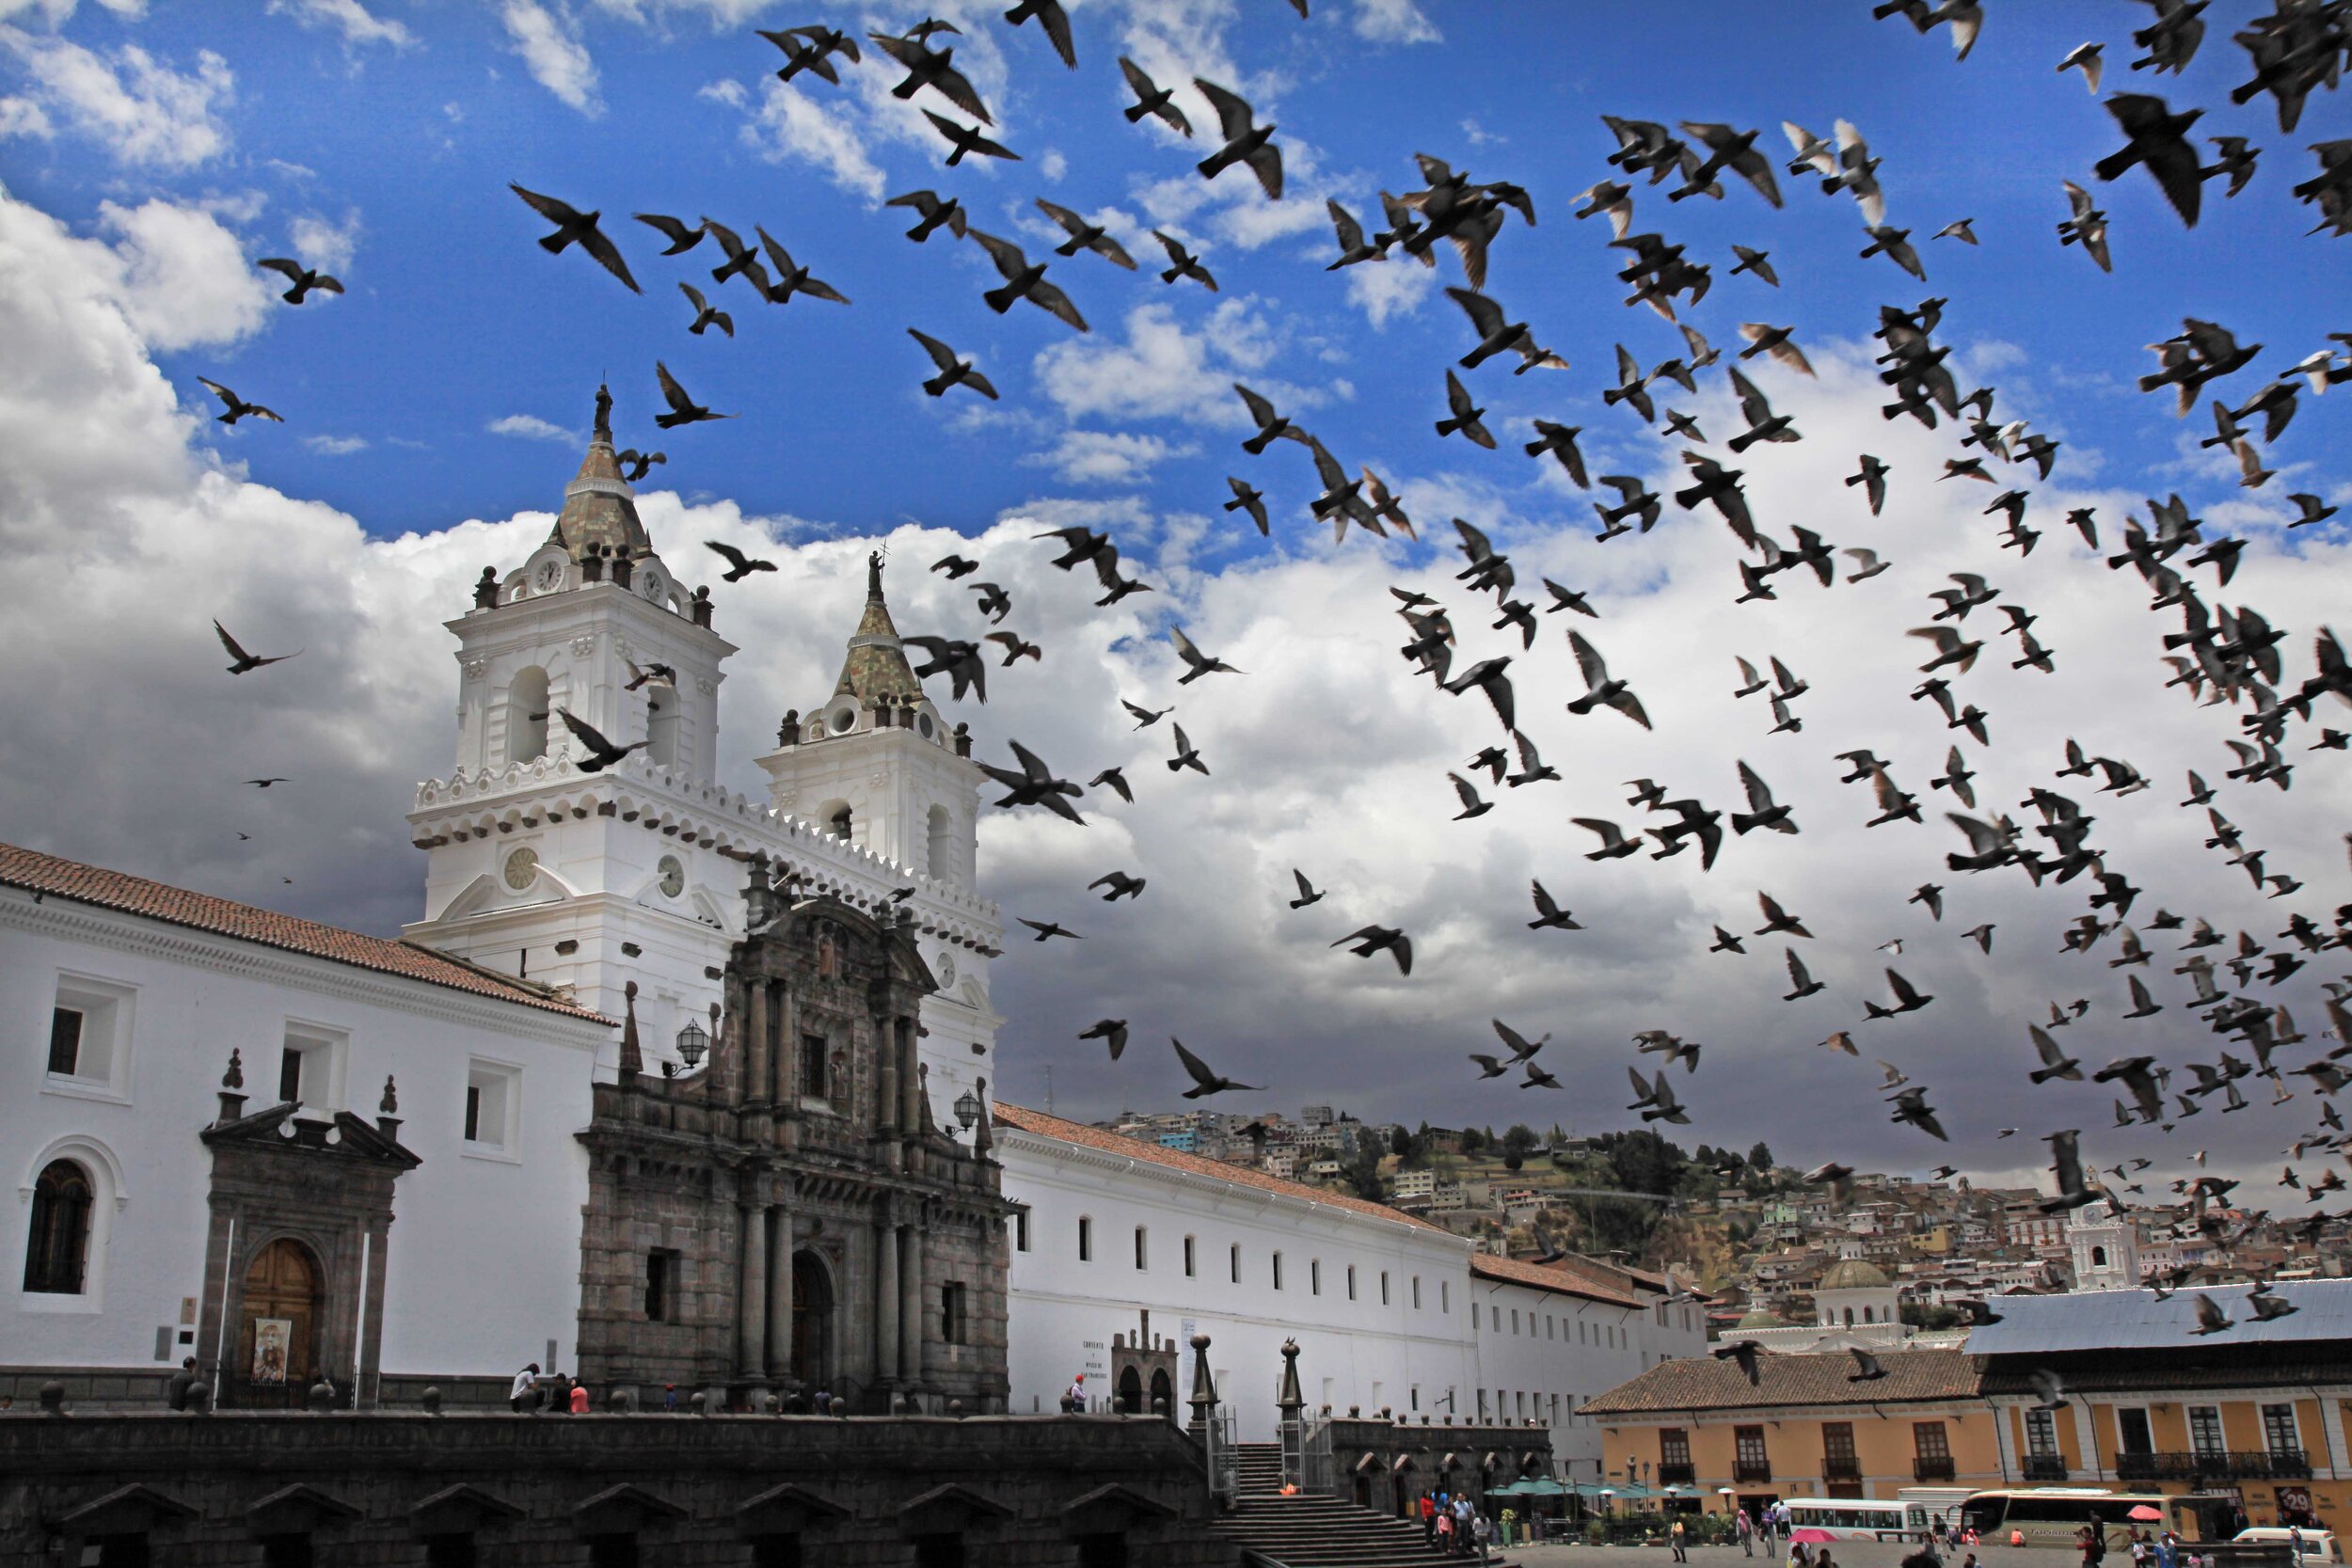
[1581,1281,2352,1538]
[1583,1347,1998,1517]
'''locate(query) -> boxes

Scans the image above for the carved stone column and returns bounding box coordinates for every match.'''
[875,1217,901,1384]
[743,979,771,1107]
[876,1014,900,1140]
[765,1205,792,1383]
[898,1018,921,1133]
[738,1193,768,1380]
[898,1224,923,1391]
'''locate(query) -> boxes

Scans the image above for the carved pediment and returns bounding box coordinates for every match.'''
[200,1106,421,1172]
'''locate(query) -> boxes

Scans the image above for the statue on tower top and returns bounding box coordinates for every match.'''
[593,383,613,442]
[867,548,885,601]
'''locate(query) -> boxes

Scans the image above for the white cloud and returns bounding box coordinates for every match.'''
[486,413,579,442]
[286,209,360,273]
[1040,148,1067,182]
[501,0,600,117]
[0,92,50,136]
[98,198,274,351]
[267,0,415,49]
[731,74,884,202]
[1034,299,1311,429]
[1,31,233,166]
[1351,0,1439,44]
[1025,430,1194,485]
[0,0,144,23]
[1343,256,1434,327]
[304,433,369,454]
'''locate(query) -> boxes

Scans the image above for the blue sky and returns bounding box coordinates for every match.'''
[3,0,2349,1183]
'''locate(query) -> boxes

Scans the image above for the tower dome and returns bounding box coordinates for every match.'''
[549,385,651,563]
[1818,1259,1891,1291]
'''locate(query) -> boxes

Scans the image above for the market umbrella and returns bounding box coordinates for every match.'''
[2129,1507,2164,1523]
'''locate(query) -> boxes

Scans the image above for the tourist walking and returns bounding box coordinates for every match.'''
[1739,1507,1756,1557]
[509,1361,540,1413]
[1455,1495,1474,1553]
[568,1379,590,1415]
[1472,1509,1493,1564]
[1437,1508,1454,1555]
[166,1356,199,1411]
[1672,1516,1691,1562]
[1421,1493,1438,1547]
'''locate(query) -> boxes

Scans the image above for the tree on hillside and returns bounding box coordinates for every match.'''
[1343,1142,1386,1203]
[1747,1141,1773,1172]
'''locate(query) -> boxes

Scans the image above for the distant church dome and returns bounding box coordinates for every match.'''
[1819,1259,1891,1291]
[1736,1308,1786,1329]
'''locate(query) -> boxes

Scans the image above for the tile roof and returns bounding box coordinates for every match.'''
[990,1101,1453,1237]
[1470,1252,1646,1308]
[0,842,612,1024]
[1965,1279,2352,1355]
[1579,1348,1984,1418]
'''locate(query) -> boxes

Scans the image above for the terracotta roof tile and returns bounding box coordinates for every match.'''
[1579,1348,1983,1418]
[991,1101,1453,1237]
[0,842,612,1024]
[1470,1252,1647,1308]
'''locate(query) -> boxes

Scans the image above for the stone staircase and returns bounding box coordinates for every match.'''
[1212,1442,1518,1568]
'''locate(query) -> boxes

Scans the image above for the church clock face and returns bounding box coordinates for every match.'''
[636,565,665,603]
[502,847,539,889]
[658,855,685,898]
[531,558,564,594]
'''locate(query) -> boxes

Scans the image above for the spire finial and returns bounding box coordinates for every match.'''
[866,548,885,603]
[618,979,643,1080]
[593,384,613,443]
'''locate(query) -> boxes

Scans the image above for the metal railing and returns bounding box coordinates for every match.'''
[1734,1460,1774,1483]
[1301,1415,1335,1497]
[1203,1405,1239,1508]
[1658,1463,1696,1486]
[2023,1454,2068,1482]
[1822,1456,1863,1482]
[2115,1449,2310,1482]
[1914,1456,1957,1482]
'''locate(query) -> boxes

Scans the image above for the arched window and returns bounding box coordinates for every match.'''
[23,1160,92,1294]
[927,805,953,881]
[2091,1245,2108,1268]
[820,800,853,842]
[1842,1307,1854,1326]
[508,667,549,764]
[645,693,678,768]
[1862,1306,1875,1323]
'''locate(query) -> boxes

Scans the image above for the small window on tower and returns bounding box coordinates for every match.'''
[800,1034,828,1101]
[828,803,852,841]
[508,667,549,764]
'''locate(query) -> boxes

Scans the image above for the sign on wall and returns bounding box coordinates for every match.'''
[251,1320,293,1384]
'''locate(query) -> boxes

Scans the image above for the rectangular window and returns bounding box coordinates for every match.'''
[644,1249,678,1323]
[1077,1216,1092,1262]
[1511,1308,1520,1333]
[46,1007,83,1076]
[1409,1386,1420,1412]
[1471,1302,1480,1329]
[1347,1265,1357,1301]
[1411,1276,1422,1310]
[2116,1407,2153,1456]
[2263,1403,2300,1458]
[1478,1389,1489,1421]
[1914,1421,1952,1462]
[1272,1253,1284,1291]
[464,1062,518,1152]
[942,1282,968,1345]
[2188,1405,2224,1457]
[278,1044,304,1103]
[1311,1259,1322,1296]
[1183,1235,1196,1277]
[1661,1429,1692,1467]
[1440,1281,1449,1313]
[1231,1243,1241,1284]
[278,1026,345,1112]
[1014,1212,1029,1253]
[2026,1407,2060,1458]
[1380,1272,1391,1306]
[800,1033,828,1100]
[1134,1227,1148,1270]
[1735,1425,1770,1473]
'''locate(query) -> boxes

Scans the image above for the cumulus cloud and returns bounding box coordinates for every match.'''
[728,74,883,202]
[1352,0,1439,44]
[1033,299,1313,428]
[1343,256,1434,327]
[0,92,49,136]
[98,197,275,351]
[1025,429,1195,485]
[501,0,600,116]
[0,31,232,166]
[287,208,360,273]
[304,433,370,455]
[267,0,414,49]
[486,413,579,442]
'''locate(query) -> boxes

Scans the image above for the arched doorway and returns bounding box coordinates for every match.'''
[1149,1367,1174,1420]
[239,1238,322,1408]
[789,1250,832,1390]
[1116,1366,1143,1415]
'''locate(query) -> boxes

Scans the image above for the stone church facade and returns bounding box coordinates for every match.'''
[576,881,1013,1410]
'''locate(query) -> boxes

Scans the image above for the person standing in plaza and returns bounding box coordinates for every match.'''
[1472,1509,1493,1565]
[1739,1507,1756,1557]
[509,1361,539,1413]
[1672,1516,1690,1563]
[1422,1492,1438,1547]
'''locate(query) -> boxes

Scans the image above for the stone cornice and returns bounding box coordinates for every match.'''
[0,895,611,1048]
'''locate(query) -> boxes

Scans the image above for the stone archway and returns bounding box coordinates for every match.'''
[1150,1367,1174,1420]
[790,1250,833,1390]
[238,1238,322,1407]
[1117,1365,1143,1415]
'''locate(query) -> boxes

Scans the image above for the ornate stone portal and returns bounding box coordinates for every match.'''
[575,869,1013,1410]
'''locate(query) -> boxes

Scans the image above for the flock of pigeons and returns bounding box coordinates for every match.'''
[183,1,2352,1323]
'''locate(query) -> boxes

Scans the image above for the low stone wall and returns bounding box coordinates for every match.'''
[1323,1416,1555,1516]
[0,1408,1232,1567]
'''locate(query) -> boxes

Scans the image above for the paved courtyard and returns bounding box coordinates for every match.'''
[1500,1543,2089,1568]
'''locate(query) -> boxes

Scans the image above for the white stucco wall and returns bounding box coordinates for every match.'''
[0,887,607,1381]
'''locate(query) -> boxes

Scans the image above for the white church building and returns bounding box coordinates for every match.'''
[0,402,1702,1456]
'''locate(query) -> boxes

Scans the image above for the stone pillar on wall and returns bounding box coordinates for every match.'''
[876,1218,901,1384]
[738,1192,768,1381]
[898,1225,923,1392]
[876,1013,900,1145]
[765,1206,792,1383]
[898,1019,920,1135]
[744,981,770,1106]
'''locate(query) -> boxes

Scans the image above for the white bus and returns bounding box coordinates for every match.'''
[1785,1497,1939,1543]
[1960,1489,2188,1548]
